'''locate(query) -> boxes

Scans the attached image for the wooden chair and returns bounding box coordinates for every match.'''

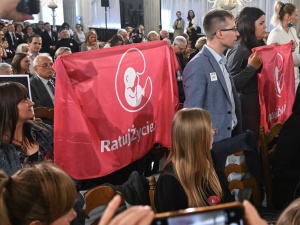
[225,151,262,207]
[34,107,54,120]
[85,185,125,225]
[259,123,283,208]
[149,176,157,213]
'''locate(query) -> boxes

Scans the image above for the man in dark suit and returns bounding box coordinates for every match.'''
[56,29,79,53]
[41,22,58,59]
[30,53,55,109]
[5,23,24,50]
[183,9,242,142]
[35,21,45,36]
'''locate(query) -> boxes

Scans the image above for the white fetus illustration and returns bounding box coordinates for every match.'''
[274,53,284,97]
[124,67,145,107]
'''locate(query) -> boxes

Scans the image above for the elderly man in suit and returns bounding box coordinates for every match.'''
[5,23,24,50]
[30,53,55,109]
[183,9,241,142]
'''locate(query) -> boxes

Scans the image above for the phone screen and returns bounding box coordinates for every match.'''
[152,204,244,225]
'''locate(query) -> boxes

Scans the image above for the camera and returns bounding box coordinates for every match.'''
[152,202,244,225]
[16,0,40,15]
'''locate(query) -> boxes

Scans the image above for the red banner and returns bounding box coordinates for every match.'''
[254,41,295,131]
[53,41,179,179]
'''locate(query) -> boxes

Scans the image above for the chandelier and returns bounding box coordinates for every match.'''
[208,0,252,11]
[40,0,62,8]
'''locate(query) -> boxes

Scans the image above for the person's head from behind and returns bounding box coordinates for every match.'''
[0,63,12,75]
[0,162,77,225]
[85,29,98,45]
[108,34,124,47]
[27,34,42,54]
[195,36,207,51]
[272,2,298,26]
[203,9,237,42]
[147,31,158,42]
[16,43,30,54]
[0,82,34,142]
[172,36,187,54]
[236,7,266,49]
[276,198,300,225]
[33,53,54,80]
[168,108,221,207]
[55,47,72,58]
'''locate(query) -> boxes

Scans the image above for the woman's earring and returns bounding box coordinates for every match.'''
[288,22,293,28]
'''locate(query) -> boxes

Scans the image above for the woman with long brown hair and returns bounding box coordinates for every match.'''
[11,53,32,77]
[154,108,233,212]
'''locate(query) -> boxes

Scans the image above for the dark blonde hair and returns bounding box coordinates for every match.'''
[85,29,98,46]
[0,162,77,225]
[271,1,297,26]
[165,108,222,207]
[276,198,300,225]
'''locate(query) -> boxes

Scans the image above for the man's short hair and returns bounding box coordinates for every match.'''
[147,31,158,40]
[33,53,52,66]
[159,29,168,36]
[27,34,41,43]
[173,36,187,46]
[203,9,234,40]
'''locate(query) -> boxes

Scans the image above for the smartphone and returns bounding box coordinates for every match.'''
[152,202,244,225]
[16,0,40,15]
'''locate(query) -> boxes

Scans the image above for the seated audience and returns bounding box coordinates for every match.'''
[55,47,72,59]
[81,29,99,52]
[41,22,58,59]
[125,26,133,43]
[0,62,12,75]
[30,53,55,109]
[15,43,29,54]
[61,22,74,38]
[0,162,154,225]
[189,36,207,61]
[0,82,54,176]
[171,36,187,103]
[117,28,129,44]
[103,34,124,48]
[56,28,79,53]
[160,29,169,40]
[73,23,85,46]
[154,108,233,213]
[11,53,32,77]
[147,31,159,42]
[23,25,35,43]
[272,84,300,209]
[15,23,24,39]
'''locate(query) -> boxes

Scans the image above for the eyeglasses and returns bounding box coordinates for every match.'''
[36,63,53,69]
[214,27,238,35]
[176,44,186,52]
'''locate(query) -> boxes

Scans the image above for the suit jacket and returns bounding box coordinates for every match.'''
[5,32,24,50]
[30,75,54,108]
[41,30,58,57]
[183,46,242,142]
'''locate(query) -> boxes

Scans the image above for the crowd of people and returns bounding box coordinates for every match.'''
[1,0,300,224]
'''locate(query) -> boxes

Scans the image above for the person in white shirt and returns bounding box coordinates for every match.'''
[267,1,300,92]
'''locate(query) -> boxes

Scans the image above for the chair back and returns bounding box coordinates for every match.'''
[149,176,157,213]
[34,107,54,120]
[225,151,262,207]
[85,185,125,225]
[259,123,283,208]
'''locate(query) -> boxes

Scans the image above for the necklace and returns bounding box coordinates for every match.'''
[4,134,24,146]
